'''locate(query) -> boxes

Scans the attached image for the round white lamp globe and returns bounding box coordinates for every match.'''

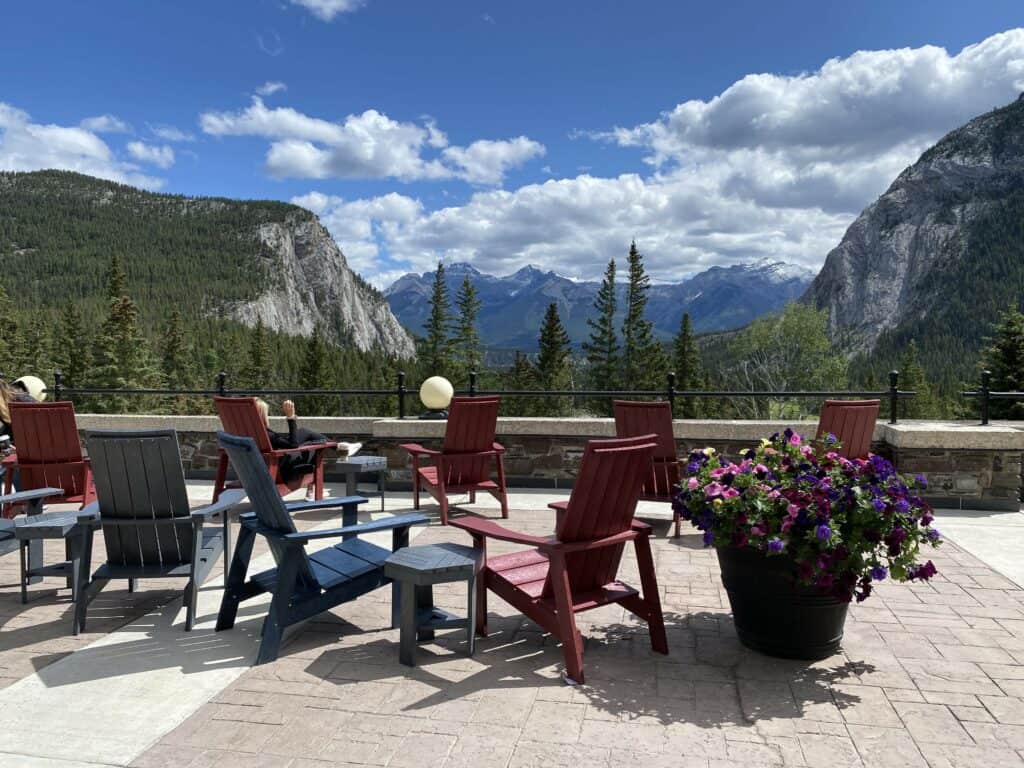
[14,375,47,402]
[419,376,454,411]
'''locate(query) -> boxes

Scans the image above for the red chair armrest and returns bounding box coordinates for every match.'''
[451,517,550,548]
[557,529,639,553]
[270,442,337,457]
[547,500,569,512]
[492,442,505,453]
[399,443,440,456]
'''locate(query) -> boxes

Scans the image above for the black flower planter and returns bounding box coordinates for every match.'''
[717,546,849,660]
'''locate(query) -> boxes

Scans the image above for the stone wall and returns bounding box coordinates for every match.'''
[72,414,1023,511]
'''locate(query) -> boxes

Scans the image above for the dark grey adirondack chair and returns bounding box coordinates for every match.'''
[74,430,244,634]
[215,432,429,665]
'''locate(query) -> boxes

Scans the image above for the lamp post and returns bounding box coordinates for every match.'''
[418,376,454,419]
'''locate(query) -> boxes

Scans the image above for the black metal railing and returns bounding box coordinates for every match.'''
[963,370,1024,425]
[18,369,919,423]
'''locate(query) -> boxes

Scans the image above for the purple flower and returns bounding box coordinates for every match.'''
[927,528,942,542]
[872,498,886,512]
[870,566,888,581]
[895,498,910,515]
[908,560,938,581]
[885,527,907,556]
[702,530,714,546]
[915,473,928,489]
[767,537,784,553]
[815,524,832,540]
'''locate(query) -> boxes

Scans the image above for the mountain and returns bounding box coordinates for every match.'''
[804,94,1024,386]
[385,259,813,350]
[0,170,414,358]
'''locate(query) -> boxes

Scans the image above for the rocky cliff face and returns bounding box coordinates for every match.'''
[805,94,1024,352]
[231,214,416,358]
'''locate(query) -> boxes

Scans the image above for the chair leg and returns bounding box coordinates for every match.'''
[673,507,682,539]
[466,573,476,656]
[72,526,94,634]
[550,553,584,684]
[634,535,669,655]
[314,454,325,500]
[213,453,229,503]
[256,546,301,665]
[415,584,435,642]
[128,578,136,593]
[184,579,197,632]
[468,490,476,504]
[496,455,509,519]
[398,579,417,667]
[216,525,256,632]
[472,536,488,638]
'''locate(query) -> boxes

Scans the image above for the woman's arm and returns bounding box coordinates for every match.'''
[283,400,298,445]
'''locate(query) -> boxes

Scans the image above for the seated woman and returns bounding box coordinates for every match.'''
[255,399,360,499]
[0,379,37,492]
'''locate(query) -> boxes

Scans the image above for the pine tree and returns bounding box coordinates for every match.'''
[673,312,702,418]
[503,351,537,416]
[299,323,332,415]
[54,304,90,389]
[422,261,452,377]
[24,318,55,378]
[536,303,571,415]
[981,308,1024,418]
[582,258,619,395]
[621,241,668,389]
[160,310,190,385]
[452,275,482,381]
[90,294,157,412]
[105,254,127,301]
[898,340,939,419]
[240,319,270,390]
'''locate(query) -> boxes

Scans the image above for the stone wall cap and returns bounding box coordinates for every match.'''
[883,420,1024,450]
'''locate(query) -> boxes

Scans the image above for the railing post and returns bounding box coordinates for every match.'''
[981,369,992,426]
[667,371,676,413]
[889,370,899,425]
[397,371,407,419]
[216,371,227,397]
[469,371,478,397]
[53,371,63,401]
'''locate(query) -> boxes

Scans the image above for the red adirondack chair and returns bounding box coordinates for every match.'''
[3,401,96,516]
[453,434,667,684]
[614,400,683,537]
[399,396,508,525]
[212,396,337,502]
[815,399,880,459]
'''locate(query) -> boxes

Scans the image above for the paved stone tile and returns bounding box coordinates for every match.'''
[918,743,1024,768]
[890,701,974,745]
[845,724,927,768]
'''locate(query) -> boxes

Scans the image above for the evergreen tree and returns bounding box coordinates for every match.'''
[90,294,157,412]
[240,319,270,390]
[981,308,1024,418]
[503,351,537,416]
[621,241,668,389]
[24,317,55,378]
[299,323,332,415]
[105,253,127,301]
[160,309,190,385]
[536,303,571,415]
[54,304,91,390]
[673,312,702,418]
[422,261,452,377]
[898,340,939,419]
[452,275,482,381]
[582,258,619,396]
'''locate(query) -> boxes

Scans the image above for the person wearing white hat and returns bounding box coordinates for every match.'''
[12,375,46,402]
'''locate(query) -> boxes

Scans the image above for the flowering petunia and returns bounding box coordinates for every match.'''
[870,566,888,581]
[815,524,832,540]
[767,538,784,553]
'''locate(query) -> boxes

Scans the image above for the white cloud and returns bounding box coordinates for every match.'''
[292,30,1024,288]
[79,114,132,134]
[148,124,195,142]
[126,141,175,169]
[256,81,287,96]
[0,102,162,188]
[201,98,543,183]
[442,136,545,185]
[290,0,365,22]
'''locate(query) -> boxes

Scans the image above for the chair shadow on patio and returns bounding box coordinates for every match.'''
[303,609,873,730]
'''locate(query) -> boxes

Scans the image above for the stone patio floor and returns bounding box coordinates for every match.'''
[1,484,1024,767]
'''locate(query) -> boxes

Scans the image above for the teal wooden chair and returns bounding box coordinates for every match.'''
[215,432,429,664]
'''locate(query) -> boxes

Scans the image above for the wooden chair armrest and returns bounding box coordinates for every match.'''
[270,442,337,457]
[451,517,550,548]
[399,443,440,457]
[547,500,569,512]
[191,489,246,520]
[283,512,429,543]
[556,529,639,553]
[285,496,368,515]
[492,442,505,453]
[0,487,64,505]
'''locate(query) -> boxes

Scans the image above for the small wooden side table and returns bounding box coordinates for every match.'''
[336,455,388,513]
[384,543,479,666]
[15,508,95,604]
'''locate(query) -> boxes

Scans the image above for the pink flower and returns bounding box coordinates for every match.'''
[789,432,802,445]
[710,468,726,478]
[722,487,740,500]
[754,464,769,474]
[781,519,794,532]
[751,523,767,536]
[705,482,724,498]
[787,503,800,518]
[801,445,813,456]
[687,477,699,490]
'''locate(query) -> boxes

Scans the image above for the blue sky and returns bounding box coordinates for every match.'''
[2,1,1023,285]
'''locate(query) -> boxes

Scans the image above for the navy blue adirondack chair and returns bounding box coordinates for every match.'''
[74,430,243,634]
[215,432,429,665]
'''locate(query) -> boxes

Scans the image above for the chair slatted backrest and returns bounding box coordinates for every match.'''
[613,400,679,498]
[214,397,274,453]
[9,401,89,497]
[441,396,501,485]
[548,434,657,596]
[217,432,317,588]
[815,400,880,459]
[86,430,194,567]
